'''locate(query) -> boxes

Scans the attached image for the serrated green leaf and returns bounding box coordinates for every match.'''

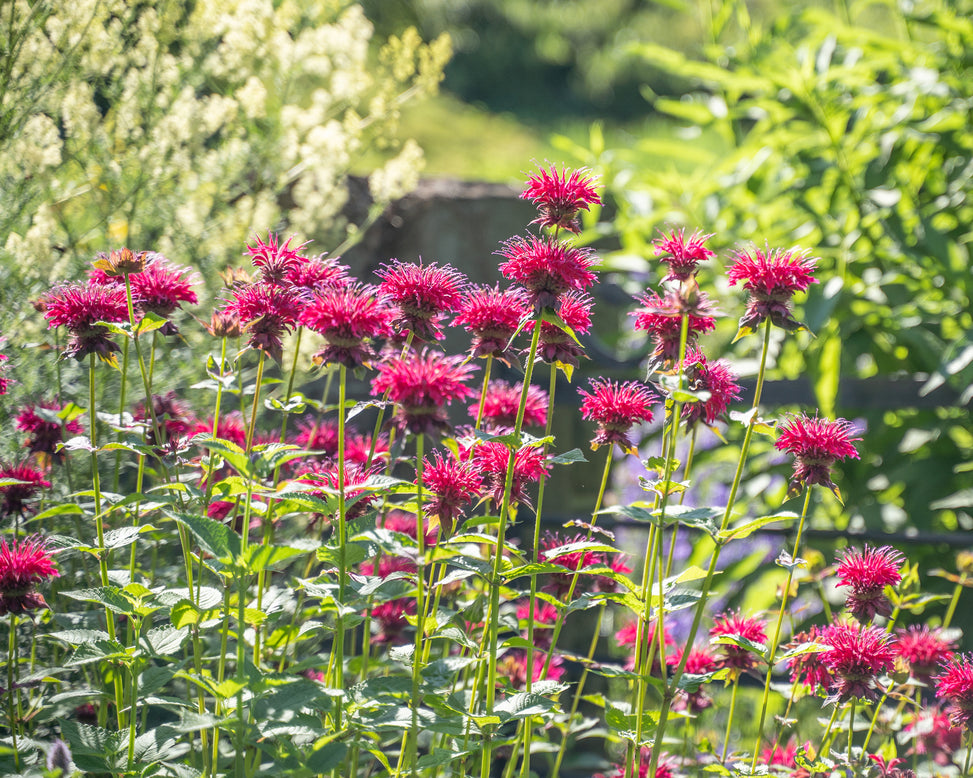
[62,586,136,615]
[166,509,240,562]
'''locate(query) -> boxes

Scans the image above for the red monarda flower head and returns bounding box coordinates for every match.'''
[454,285,530,365]
[786,624,834,695]
[371,349,476,436]
[291,418,341,461]
[44,282,129,363]
[774,414,861,499]
[473,441,549,508]
[497,649,565,690]
[710,610,767,673]
[15,400,84,464]
[579,378,655,454]
[370,598,417,645]
[529,290,593,368]
[936,655,973,731]
[682,351,743,427]
[654,228,715,283]
[225,282,302,363]
[906,707,963,764]
[134,391,195,450]
[631,289,717,370]
[616,618,676,673]
[498,234,598,312]
[539,531,599,599]
[297,461,380,524]
[0,335,8,396]
[594,748,675,778]
[471,380,548,432]
[299,284,390,369]
[1,463,52,518]
[420,451,484,537]
[726,245,818,337]
[376,260,467,342]
[0,535,59,615]
[834,545,903,622]
[821,622,896,704]
[521,164,601,234]
[896,625,955,681]
[288,255,349,293]
[667,646,719,713]
[246,233,309,286]
[129,259,199,334]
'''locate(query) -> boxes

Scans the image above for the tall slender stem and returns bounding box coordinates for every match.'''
[7,615,19,769]
[750,488,813,769]
[408,433,426,777]
[474,354,494,431]
[332,365,349,717]
[648,318,774,778]
[943,575,968,629]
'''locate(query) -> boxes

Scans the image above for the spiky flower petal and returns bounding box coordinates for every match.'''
[821,623,896,704]
[727,246,818,336]
[834,545,903,622]
[454,285,530,365]
[775,414,861,498]
[498,235,598,312]
[44,282,130,362]
[299,284,390,368]
[654,228,714,282]
[376,260,467,342]
[521,164,601,233]
[0,535,59,615]
[578,378,655,453]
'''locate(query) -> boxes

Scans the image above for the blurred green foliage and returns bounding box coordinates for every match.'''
[574,0,972,540]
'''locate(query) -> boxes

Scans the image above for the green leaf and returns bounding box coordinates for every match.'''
[139,626,188,657]
[134,311,171,336]
[166,510,241,562]
[62,586,136,615]
[550,448,588,465]
[719,512,799,542]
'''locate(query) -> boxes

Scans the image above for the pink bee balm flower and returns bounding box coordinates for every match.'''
[0,535,59,615]
[498,234,598,312]
[44,282,130,362]
[288,255,349,293]
[516,600,559,649]
[497,649,565,690]
[539,531,600,599]
[371,350,476,436]
[299,284,390,368]
[129,259,198,334]
[834,545,903,622]
[471,379,548,432]
[906,707,963,764]
[296,461,380,524]
[454,285,530,365]
[936,655,973,731]
[631,289,717,369]
[895,625,955,681]
[528,290,593,368]
[15,400,84,463]
[370,598,417,645]
[520,164,601,234]
[654,228,715,282]
[616,617,675,673]
[473,441,549,508]
[710,611,768,673]
[726,246,818,337]
[594,748,675,778]
[225,282,302,364]
[420,451,483,536]
[376,260,467,343]
[821,622,896,704]
[0,463,52,518]
[667,646,719,713]
[246,233,309,286]
[775,414,861,499]
[579,378,655,454]
[291,418,340,460]
[682,351,743,427]
[786,624,834,694]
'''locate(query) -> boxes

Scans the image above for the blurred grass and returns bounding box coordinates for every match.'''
[390,90,716,185]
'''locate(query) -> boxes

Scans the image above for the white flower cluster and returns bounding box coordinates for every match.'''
[0,0,451,287]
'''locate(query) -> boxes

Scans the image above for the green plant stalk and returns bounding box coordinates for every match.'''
[7,614,19,770]
[331,364,349,725]
[366,331,414,467]
[964,732,973,778]
[127,644,140,771]
[750,487,813,769]
[519,361,557,778]
[550,603,606,778]
[722,675,741,762]
[665,426,698,578]
[647,317,774,778]
[212,582,233,774]
[89,352,126,730]
[204,336,230,508]
[943,575,968,629]
[112,337,130,492]
[480,321,542,778]
[818,703,842,755]
[848,698,856,764]
[860,686,893,755]
[631,317,692,778]
[540,448,613,680]
[235,349,267,778]
[407,433,426,778]
[474,354,494,430]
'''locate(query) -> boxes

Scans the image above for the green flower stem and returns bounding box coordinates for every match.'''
[480,320,542,778]
[407,433,426,777]
[818,703,842,754]
[665,425,698,578]
[540,447,613,680]
[519,361,557,777]
[203,336,231,508]
[211,583,233,774]
[550,603,606,778]
[964,733,973,778]
[366,332,414,467]
[331,364,350,722]
[860,686,893,755]
[943,574,968,629]
[750,487,813,769]
[127,644,140,771]
[112,337,130,492]
[7,615,19,770]
[474,354,494,431]
[647,317,774,778]
[89,353,126,731]
[235,349,267,778]
[848,699,857,764]
[722,675,741,762]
